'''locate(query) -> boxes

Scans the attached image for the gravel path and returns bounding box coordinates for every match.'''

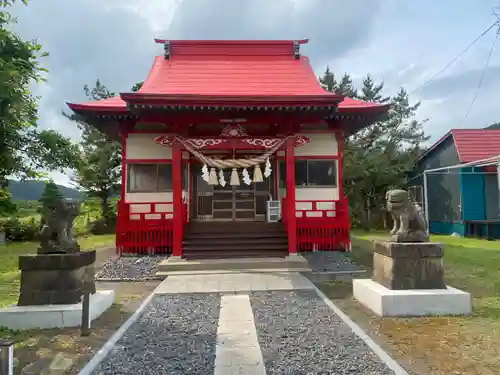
[301,251,363,272]
[91,293,220,375]
[95,256,168,280]
[250,290,395,375]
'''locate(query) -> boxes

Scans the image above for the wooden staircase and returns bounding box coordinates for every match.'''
[182,221,288,260]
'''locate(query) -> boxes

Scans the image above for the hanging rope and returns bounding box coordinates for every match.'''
[175,136,290,168]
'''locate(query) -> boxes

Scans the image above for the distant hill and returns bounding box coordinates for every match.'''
[7,180,82,201]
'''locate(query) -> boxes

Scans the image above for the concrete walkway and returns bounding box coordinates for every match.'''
[80,273,408,375]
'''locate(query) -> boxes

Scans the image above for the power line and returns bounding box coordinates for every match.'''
[409,20,499,96]
[463,26,500,121]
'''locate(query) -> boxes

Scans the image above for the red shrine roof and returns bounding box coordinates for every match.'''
[419,129,500,163]
[67,39,387,114]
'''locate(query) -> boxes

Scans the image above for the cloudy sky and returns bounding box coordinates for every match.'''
[9,0,500,185]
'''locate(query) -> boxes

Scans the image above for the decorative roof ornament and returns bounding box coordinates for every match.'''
[164,41,171,60]
[293,40,300,60]
[220,124,248,137]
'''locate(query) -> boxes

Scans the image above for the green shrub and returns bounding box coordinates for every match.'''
[0,217,39,242]
[88,217,116,235]
[0,198,118,242]
[0,189,17,216]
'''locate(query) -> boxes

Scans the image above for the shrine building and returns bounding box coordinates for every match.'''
[67,39,389,259]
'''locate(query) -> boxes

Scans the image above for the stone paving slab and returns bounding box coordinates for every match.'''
[215,294,266,375]
[153,272,315,294]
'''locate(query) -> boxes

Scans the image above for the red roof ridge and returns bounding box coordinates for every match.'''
[154,38,309,46]
[153,39,309,57]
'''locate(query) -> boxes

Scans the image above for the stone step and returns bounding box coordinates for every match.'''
[156,255,310,275]
[183,237,288,245]
[183,243,288,251]
[183,232,287,239]
[183,251,288,260]
[156,268,312,278]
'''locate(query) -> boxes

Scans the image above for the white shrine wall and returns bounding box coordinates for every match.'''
[277,133,340,212]
[124,133,189,206]
[123,132,341,216]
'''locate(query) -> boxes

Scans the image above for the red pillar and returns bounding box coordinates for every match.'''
[172,141,183,257]
[336,131,344,198]
[285,137,297,254]
[120,132,127,201]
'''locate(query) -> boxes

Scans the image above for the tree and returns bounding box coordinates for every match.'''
[64,80,120,224]
[131,81,143,92]
[358,75,390,103]
[485,122,500,130]
[0,188,15,215]
[318,69,429,228]
[318,67,357,97]
[39,179,63,209]
[63,80,143,224]
[345,83,429,228]
[0,1,78,212]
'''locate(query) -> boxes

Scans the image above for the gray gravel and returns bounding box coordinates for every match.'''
[250,290,395,375]
[91,293,220,375]
[301,251,363,272]
[95,256,168,281]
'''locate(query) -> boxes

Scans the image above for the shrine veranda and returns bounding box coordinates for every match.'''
[67,39,389,257]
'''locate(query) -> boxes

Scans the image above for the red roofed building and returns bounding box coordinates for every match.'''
[411,128,500,239]
[68,39,389,259]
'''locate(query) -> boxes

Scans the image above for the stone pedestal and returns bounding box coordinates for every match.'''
[18,251,96,306]
[372,241,446,290]
[353,240,472,317]
[353,279,472,317]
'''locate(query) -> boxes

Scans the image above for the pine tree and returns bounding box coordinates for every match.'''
[63,80,143,224]
[318,67,357,97]
[335,73,357,98]
[342,80,429,229]
[358,75,390,103]
[64,80,120,223]
[39,180,63,209]
[319,66,336,93]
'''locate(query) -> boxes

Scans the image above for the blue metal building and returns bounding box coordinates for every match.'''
[410,129,500,239]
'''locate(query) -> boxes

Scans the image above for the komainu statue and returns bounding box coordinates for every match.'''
[386,189,429,243]
[38,198,81,254]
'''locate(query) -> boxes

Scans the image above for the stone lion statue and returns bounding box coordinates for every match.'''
[386,189,429,243]
[38,198,81,254]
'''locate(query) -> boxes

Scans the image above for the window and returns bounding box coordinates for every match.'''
[127,163,187,193]
[279,160,337,187]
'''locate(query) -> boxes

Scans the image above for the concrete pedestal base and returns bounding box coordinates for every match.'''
[0,290,115,330]
[18,250,96,306]
[353,279,472,317]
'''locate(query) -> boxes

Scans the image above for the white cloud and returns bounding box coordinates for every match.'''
[8,0,500,184]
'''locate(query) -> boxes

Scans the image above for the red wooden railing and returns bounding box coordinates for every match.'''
[115,200,187,255]
[282,197,350,251]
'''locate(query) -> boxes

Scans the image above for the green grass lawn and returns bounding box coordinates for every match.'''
[351,230,500,302]
[330,230,500,374]
[0,234,115,307]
